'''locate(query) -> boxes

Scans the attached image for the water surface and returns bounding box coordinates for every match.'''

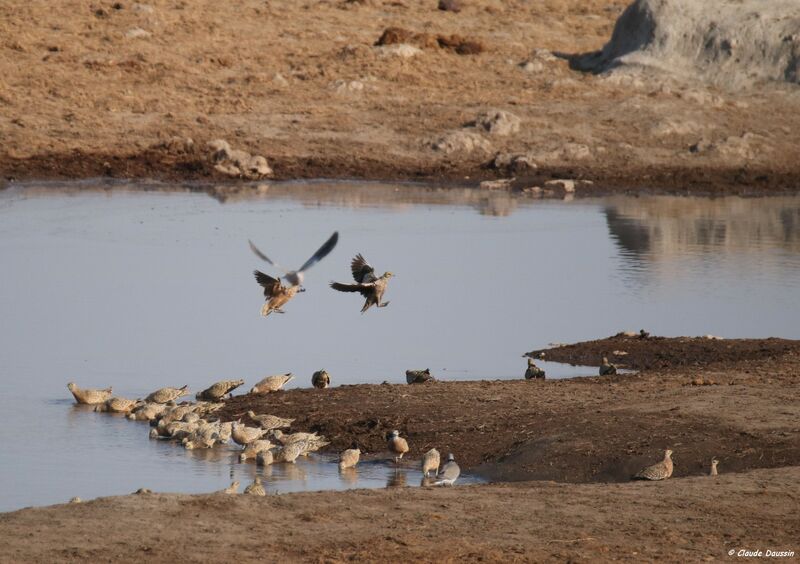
[1,181,798,511]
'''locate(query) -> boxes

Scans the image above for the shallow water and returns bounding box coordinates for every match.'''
[1,181,799,511]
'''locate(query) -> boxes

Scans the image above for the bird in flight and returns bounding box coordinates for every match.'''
[330,254,394,313]
[249,232,339,316]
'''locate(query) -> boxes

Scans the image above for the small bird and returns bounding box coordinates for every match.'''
[524,358,546,380]
[66,382,112,405]
[339,447,361,470]
[249,373,294,395]
[406,369,435,384]
[253,271,303,317]
[710,458,719,476]
[312,369,330,389]
[256,450,274,466]
[387,430,409,464]
[633,449,674,481]
[244,475,266,496]
[195,379,244,401]
[421,448,440,477]
[599,356,617,376]
[249,231,339,287]
[95,396,139,414]
[145,385,189,404]
[239,439,274,462]
[639,329,650,339]
[433,453,461,486]
[244,411,294,431]
[272,430,320,445]
[231,421,268,446]
[274,440,308,463]
[221,480,240,494]
[330,254,394,313]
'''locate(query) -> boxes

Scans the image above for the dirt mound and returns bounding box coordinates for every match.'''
[572,0,800,90]
[527,335,800,370]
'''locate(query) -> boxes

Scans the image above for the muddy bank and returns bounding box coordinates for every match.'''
[217,337,800,484]
[2,0,800,193]
[1,467,797,563]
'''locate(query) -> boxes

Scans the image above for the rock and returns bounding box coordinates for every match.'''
[431,131,492,154]
[132,3,154,13]
[519,60,544,73]
[544,179,576,193]
[438,0,461,12]
[473,109,521,136]
[125,28,151,39]
[332,79,365,94]
[480,178,515,190]
[492,152,538,173]
[272,73,289,88]
[378,44,423,58]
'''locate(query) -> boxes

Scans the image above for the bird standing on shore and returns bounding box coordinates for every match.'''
[249,232,339,316]
[146,385,189,404]
[339,447,361,470]
[387,430,409,464]
[195,379,244,401]
[433,453,461,486]
[406,369,435,384]
[330,254,394,313]
[524,358,546,380]
[599,356,617,376]
[243,411,294,431]
[249,373,294,395]
[312,369,331,389]
[244,475,266,496]
[633,449,674,481]
[422,448,440,477]
[710,458,719,476]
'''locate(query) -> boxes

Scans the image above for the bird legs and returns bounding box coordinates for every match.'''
[378,301,390,308]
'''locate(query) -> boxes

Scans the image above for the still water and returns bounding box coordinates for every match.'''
[1,181,799,511]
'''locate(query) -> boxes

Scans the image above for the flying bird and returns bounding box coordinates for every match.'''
[330,254,394,313]
[248,231,339,287]
[250,232,338,316]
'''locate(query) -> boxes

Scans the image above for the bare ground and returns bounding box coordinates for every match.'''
[1,0,800,193]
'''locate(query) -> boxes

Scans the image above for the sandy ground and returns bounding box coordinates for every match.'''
[1,468,797,563]
[1,337,796,561]
[1,0,800,192]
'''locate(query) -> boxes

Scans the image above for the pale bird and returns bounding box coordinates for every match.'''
[524,358,546,380]
[330,254,394,313]
[95,396,139,414]
[244,476,266,496]
[422,448,440,477]
[127,402,168,422]
[312,369,331,389]
[195,379,244,401]
[406,369,435,384]
[387,430,409,464]
[67,382,112,405]
[253,271,303,317]
[339,448,361,470]
[599,356,617,376]
[239,439,274,462]
[244,411,295,431]
[249,231,339,287]
[633,449,674,481]
[145,385,189,404]
[274,440,308,463]
[710,458,719,476]
[256,450,275,466]
[222,481,240,494]
[250,373,294,395]
[433,453,461,486]
[232,421,268,446]
[272,430,319,445]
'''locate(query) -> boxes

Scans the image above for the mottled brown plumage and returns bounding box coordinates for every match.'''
[67,382,112,405]
[634,449,674,481]
[145,385,189,404]
[339,448,361,470]
[249,373,294,394]
[254,270,301,316]
[195,379,244,401]
[406,369,435,384]
[244,476,266,496]
[422,448,440,477]
[330,254,394,313]
[245,411,294,431]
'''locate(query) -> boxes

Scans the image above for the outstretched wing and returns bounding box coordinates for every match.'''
[298,231,339,273]
[351,254,377,283]
[248,240,289,274]
[330,281,373,298]
[254,270,281,297]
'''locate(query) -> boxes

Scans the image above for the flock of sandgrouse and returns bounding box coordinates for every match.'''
[65,236,718,498]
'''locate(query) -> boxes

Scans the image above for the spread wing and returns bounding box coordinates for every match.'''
[254,270,281,297]
[351,254,377,283]
[248,240,289,274]
[330,281,374,298]
[297,231,339,273]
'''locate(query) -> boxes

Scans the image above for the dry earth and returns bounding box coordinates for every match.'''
[1,0,799,193]
[1,337,798,561]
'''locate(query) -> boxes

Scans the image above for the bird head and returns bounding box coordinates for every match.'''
[711,458,719,465]
[389,430,400,438]
[665,449,673,458]
[446,453,455,462]
[383,271,394,278]
[67,382,77,391]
